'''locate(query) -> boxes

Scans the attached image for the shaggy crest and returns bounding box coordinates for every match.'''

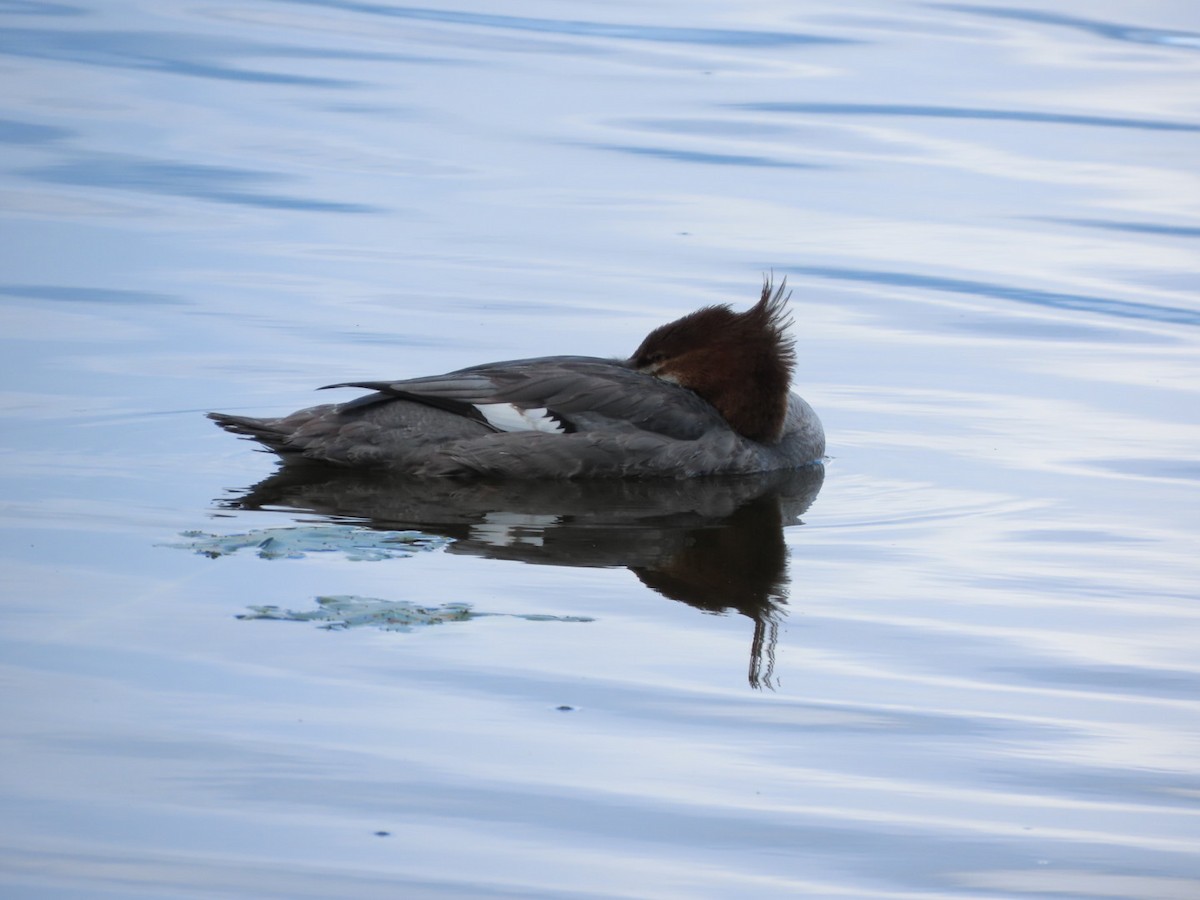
[630,278,796,442]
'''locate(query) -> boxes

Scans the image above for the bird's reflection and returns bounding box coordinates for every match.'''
[218,465,823,688]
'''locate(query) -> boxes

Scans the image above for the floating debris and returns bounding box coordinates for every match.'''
[238,594,594,632]
[166,525,449,561]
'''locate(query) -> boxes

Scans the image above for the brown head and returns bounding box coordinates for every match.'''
[629,278,797,443]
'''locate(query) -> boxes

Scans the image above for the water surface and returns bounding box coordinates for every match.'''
[2,1,1199,897]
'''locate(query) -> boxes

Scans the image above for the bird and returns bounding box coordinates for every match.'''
[209,278,824,478]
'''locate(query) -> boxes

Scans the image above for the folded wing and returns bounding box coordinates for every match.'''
[322,355,723,440]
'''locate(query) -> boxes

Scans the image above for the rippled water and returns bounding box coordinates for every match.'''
[2,1,1199,897]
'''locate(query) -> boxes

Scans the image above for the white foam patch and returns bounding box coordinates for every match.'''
[474,403,565,434]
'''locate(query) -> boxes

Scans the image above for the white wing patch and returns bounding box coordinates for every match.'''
[474,403,565,434]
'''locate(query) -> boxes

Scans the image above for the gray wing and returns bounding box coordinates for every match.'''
[322,355,724,440]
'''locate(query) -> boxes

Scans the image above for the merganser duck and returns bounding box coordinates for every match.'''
[208,279,825,478]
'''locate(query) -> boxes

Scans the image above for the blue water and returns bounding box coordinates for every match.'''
[2,1,1199,897]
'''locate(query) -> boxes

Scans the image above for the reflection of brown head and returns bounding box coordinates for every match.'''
[633,494,790,689]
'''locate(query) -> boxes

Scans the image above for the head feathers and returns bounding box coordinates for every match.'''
[631,277,796,442]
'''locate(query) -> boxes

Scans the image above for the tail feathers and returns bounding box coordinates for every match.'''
[207,412,293,450]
